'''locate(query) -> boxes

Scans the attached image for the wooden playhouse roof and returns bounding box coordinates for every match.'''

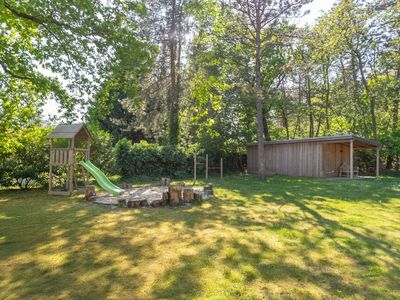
[247,135,380,149]
[48,123,92,140]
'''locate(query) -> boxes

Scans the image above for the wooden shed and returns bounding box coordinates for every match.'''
[246,135,380,179]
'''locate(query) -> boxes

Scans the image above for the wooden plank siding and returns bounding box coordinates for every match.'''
[246,135,379,178]
[322,143,350,177]
[247,142,352,178]
[247,142,323,177]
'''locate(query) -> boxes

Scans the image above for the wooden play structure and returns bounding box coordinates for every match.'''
[194,154,223,183]
[48,124,92,195]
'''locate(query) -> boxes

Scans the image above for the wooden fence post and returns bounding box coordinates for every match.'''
[350,140,353,179]
[194,153,197,183]
[376,147,380,178]
[220,158,223,179]
[205,154,208,182]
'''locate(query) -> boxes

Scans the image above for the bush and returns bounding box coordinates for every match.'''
[0,126,50,189]
[89,128,117,174]
[114,139,189,178]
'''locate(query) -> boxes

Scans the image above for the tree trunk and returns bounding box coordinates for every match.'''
[315,113,323,137]
[280,104,290,139]
[306,73,314,137]
[355,50,377,139]
[168,0,180,145]
[386,68,400,169]
[294,72,302,137]
[255,22,266,180]
[323,62,330,131]
[262,107,271,141]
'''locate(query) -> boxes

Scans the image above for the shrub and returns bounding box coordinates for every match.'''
[114,139,189,178]
[0,126,50,189]
[89,128,117,174]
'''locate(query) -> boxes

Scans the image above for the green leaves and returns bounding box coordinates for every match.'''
[0,125,51,189]
[1,0,153,120]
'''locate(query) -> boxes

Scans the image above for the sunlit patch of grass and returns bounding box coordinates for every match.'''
[0,176,400,299]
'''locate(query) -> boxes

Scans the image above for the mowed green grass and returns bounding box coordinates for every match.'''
[1,176,400,299]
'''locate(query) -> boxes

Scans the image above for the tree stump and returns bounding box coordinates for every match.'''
[183,188,194,203]
[161,178,171,186]
[169,186,181,205]
[162,192,169,206]
[175,183,185,202]
[140,199,149,207]
[84,185,96,200]
[194,191,203,202]
[150,200,162,207]
[118,199,127,207]
[204,184,214,197]
[127,199,141,208]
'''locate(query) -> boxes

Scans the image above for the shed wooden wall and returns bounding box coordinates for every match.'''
[247,146,259,174]
[321,143,350,177]
[247,142,323,177]
[247,142,353,177]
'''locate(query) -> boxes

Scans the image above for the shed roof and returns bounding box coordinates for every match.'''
[48,124,92,140]
[247,135,379,149]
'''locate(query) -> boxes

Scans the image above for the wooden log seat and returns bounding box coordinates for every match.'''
[161,177,171,186]
[204,184,214,196]
[118,199,127,207]
[168,186,181,205]
[183,187,194,203]
[84,185,96,200]
[150,200,163,207]
[162,192,169,206]
[194,191,203,202]
[127,198,149,208]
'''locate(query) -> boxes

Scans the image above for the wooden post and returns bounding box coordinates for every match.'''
[84,140,91,186]
[205,154,208,182]
[87,140,91,160]
[48,139,53,193]
[69,138,75,194]
[376,147,380,178]
[350,140,353,179]
[220,158,223,179]
[194,153,197,183]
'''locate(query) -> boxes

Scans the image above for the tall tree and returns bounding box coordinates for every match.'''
[233,0,310,179]
[167,0,184,144]
[1,0,151,119]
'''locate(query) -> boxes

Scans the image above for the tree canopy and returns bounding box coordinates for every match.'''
[1,0,400,181]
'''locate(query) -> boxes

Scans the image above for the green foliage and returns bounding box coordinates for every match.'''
[114,139,189,178]
[88,127,117,174]
[1,0,154,120]
[0,126,50,189]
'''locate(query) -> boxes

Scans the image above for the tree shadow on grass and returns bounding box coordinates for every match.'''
[0,191,161,299]
[1,176,400,299]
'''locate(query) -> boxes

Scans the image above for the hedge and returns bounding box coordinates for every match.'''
[114,139,189,178]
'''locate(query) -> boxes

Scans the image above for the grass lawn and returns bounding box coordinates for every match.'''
[1,176,399,299]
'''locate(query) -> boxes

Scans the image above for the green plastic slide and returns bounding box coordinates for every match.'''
[79,160,125,196]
